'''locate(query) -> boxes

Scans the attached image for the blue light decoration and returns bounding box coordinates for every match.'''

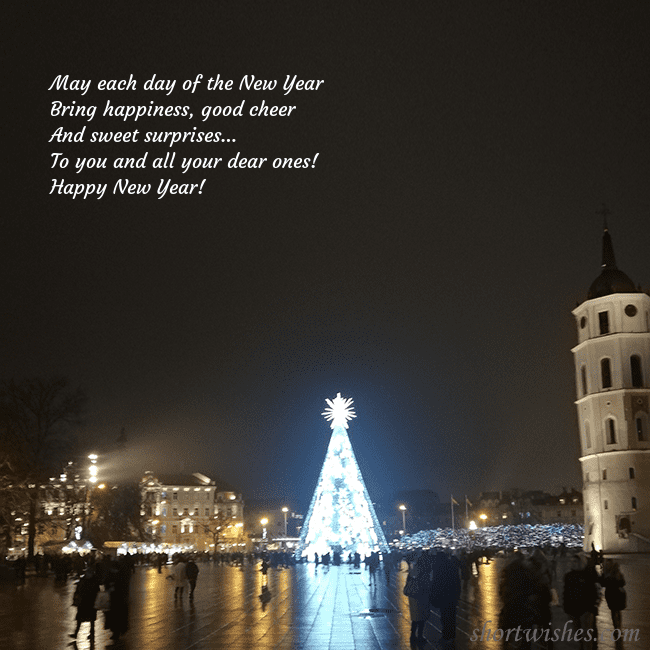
[296,393,389,559]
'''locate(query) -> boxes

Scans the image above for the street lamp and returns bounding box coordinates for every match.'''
[399,504,407,533]
[261,518,268,541]
[479,513,487,527]
[282,507,288,536]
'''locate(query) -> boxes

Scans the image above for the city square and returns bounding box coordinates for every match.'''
[2,555,649,650]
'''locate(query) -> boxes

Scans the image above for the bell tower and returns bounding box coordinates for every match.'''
[572,223,650,552]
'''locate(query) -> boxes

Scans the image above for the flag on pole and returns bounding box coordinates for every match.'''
[451,495,459,506]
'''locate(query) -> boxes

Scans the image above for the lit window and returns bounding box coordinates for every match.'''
[631,355,644,388]
[162,507,167,516]
[599,311,609,334]
[601,358,612,389]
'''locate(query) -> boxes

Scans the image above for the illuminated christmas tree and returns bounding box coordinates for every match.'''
[296,393,389,559]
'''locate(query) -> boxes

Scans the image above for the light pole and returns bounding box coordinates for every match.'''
[84,454,99,536]
[399,504,406,534]
[282,507,288,537]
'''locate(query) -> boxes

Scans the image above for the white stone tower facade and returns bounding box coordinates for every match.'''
[572,225,650,552]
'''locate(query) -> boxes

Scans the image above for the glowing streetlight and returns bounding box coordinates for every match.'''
[399,504,407,533]
[261,517,268,541]
[282,507,289,536]
[479,513,487,527]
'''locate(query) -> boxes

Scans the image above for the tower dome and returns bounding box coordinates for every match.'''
[587,225,637,300]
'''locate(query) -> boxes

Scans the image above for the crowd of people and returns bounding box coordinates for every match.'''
[1,535,629,648]
[399,523,585,553]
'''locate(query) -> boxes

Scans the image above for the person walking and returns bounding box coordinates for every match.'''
[105,557,131,642]
[405,551,432,644]
[172,555,188,600]
[600,560,626,630]
[186,557,199,600]
[562,554,600,648]
[430,551,462,648]
[69,565,101,641]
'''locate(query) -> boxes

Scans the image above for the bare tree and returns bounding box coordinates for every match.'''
[203,511,230,549]
[0,377,86,558]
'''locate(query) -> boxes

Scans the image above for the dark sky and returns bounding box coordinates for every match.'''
[5,3,650,512]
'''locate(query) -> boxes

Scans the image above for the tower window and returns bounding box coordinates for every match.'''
[581,365,588,396]
[602,469,607,480]
[631,355,643,388]
[637,417,646,441]
[601,358,612,389]
[632,497,637,510]
[599,311,610,334]
[606,418,617,445]
[604,500,608,510]
[629,467,635,479]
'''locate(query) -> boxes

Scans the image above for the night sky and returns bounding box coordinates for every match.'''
[5,4,650,512]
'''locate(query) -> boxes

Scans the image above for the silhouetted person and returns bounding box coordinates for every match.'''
[406,552,432,644]
[70,565,100,641]
[105,557,131,641]
[563,554,599,648]
[600,559,626,631]
[430,552,462,648]
[186,558,199,599]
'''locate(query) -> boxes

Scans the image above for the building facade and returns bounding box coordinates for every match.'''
[572,225,650,552]
[140,472,244,551]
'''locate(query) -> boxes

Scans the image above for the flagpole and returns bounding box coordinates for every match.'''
[451,495,455,529]
[465,495,468,526]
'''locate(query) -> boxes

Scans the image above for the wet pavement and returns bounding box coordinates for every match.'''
[1,555,648,650]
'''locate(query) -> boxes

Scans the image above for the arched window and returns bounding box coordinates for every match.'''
[632,497,637,511]
[581,365,588,396]
[631,355,643,388]
[606,418,617,445]
[584,421,591,448]
[601,358,612,389]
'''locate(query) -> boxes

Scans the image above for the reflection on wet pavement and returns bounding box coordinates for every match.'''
[1,555,648,649]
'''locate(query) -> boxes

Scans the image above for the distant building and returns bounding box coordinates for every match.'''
[140,471,244,551]
[572,224,650,552]
[472,489,583,527]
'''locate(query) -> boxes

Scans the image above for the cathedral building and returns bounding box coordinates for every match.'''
[572,224,650,552]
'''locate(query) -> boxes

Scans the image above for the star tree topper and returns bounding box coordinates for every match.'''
[322,392,356,429]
